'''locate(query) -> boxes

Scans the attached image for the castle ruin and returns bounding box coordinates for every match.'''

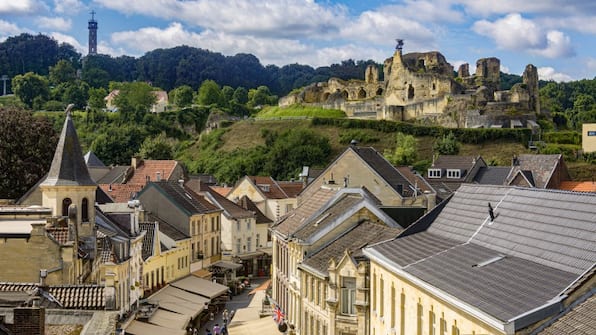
[278,48,540,129]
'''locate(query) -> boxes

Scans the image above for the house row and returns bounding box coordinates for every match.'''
[268,145,595,335]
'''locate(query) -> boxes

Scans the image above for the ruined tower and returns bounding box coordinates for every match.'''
[458,63,470,78]
[88,11,97,55]
[365,65,379,84]
[475,57,500,94]
[523,64,540,114]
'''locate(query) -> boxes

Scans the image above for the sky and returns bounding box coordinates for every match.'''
[1,0,595,82]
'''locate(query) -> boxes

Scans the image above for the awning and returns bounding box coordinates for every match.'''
[237,251,264,260]
[192,268,212,279]
[147,286,209,317]
[149,309,190,330]
[260,247,273,256]
[228,289,280,335]
[210,260,243,270]
[170,275,229,299]
[125,320,186,335]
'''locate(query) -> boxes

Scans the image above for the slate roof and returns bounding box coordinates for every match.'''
[84,151,105,167]
[395,166,434,194]
[506,154,566,188]
[301,221,400,276]
[367,184,596,326]
[96,166,130,184]
[473,166,512,185]
[270,186,338,236]
[147,213,189,241]
[151,181,220,215]
[291,193,368,240]
[40,113,95,187]
[429,155,484,181]
[238,195,272,224]
[351,146,414,196]
[139,222,156,261]
[538,294,596,335]
[205,187,254,219]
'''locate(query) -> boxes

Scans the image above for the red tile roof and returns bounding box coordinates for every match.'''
[558,181,596,192]
[278,181,304,197]
[211,186,231,197]
[46,227,70,245]
[99,184,144,203]
[127,160,179,185]
[247,176,300,199]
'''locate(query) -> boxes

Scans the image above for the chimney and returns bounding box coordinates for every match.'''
[156,171,161,181]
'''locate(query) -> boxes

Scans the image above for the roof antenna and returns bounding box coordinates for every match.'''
[488,202,495,221]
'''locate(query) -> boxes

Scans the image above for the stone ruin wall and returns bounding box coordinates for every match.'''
[278,50,540,128]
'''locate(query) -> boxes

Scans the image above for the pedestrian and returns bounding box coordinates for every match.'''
[222,309,229,324]
[205,328,212,335]
[221,323,228,335]
[213,323,221,335]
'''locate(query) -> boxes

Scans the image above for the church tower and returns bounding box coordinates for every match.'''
[88,10,98,55]
[39,107,97,239]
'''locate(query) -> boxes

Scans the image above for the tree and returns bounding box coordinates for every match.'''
[232,86,248,105]
[385,132,417,165]
[170,85,194,107]
[248,85,277,107]
[88,87,108,110]
[137,133,174,160]
[12,72,50,108]
[60,81,90,109]
[433,132,460,155]
[49,59,76,85]
[196,80,222,106]
[0,107,58,199]
[112,81,156,121]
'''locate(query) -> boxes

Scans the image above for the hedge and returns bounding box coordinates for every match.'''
[311,117,532,145]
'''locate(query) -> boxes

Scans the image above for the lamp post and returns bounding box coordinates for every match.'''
[1,75,8,96]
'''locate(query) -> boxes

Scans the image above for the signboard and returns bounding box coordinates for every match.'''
[588,131,596,136]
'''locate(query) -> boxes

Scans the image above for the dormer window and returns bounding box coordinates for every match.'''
[446,169,461,179]
[428,168,442,178]
[257,184,270,192]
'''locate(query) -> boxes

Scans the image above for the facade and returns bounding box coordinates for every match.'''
[364,184,596,335]
[226,176,303,222]
[583,123,596,153]
[136,181,222,270]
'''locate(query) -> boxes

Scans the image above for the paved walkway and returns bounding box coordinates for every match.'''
[192,277,269,335]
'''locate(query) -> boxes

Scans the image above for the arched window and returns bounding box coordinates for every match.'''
[82,198,89,222]
[62,198,72,217]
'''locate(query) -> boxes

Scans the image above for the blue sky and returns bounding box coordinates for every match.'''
[1,0,595,82]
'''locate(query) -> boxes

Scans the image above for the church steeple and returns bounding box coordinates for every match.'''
[40,106,96,237]
[41,106,95,187]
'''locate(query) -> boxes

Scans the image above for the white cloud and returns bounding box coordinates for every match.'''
[53,0,84,15]
[458,0,596,17]
[50,32,85,53]
[340,10,436,49]
[381,0,464,23]
[586,58,596,75]
[473,13,575,58]
[37,16,71,31]
[537,67,573,82]
[95,0,345,39]
[0,20,31,41]
[0,0,45,14]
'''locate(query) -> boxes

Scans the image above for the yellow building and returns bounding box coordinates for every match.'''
[140,220,191,295]
[582,123,596,153]
[364,184,596,335]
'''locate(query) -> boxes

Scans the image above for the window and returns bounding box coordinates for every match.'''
[440,313,447,334]
[391,284,396,328]
[310,277,315,302]
[236,239,241,254]
[247,219,251,230]
[286,203,293,212]
[211,217,215,231]
[204,240,208,255]
[217,216,220,230]
[62,198,72,216]
[341,277,356,315]
[247,237,252,252]
[428,168,442,178]
[452,321,460,335]
[400,291,406,335]
[446,169,461,179]
[256,234,260,248]
[429,306,436,335]
[379,276,384,317]
[81,198,89,222]
[372,273,377,313]
[211,237,215,255]
[417,300,423,335]
[236,220,241,231]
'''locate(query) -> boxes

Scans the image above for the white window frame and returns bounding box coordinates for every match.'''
[446,169,461,179]
[428,168,442,178]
